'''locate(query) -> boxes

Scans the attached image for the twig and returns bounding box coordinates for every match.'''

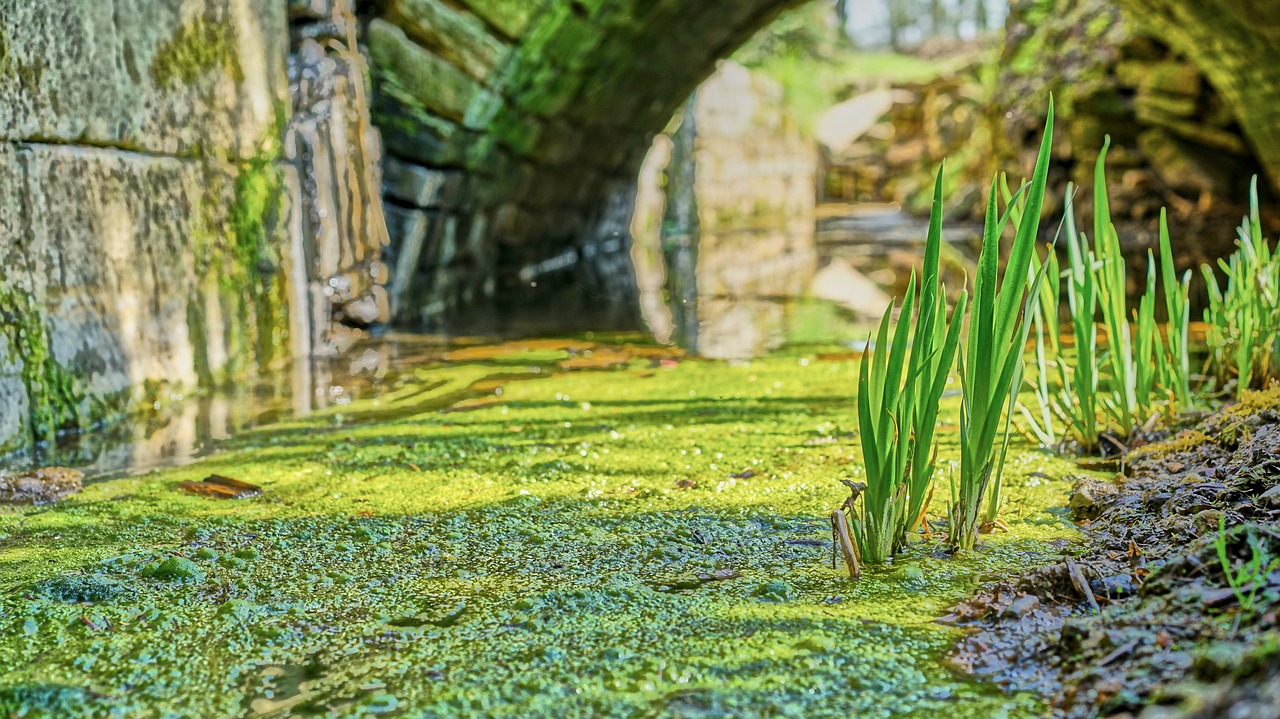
[832,510,861,580]
[1066,558,1101,613]
[1097,638,1138,667]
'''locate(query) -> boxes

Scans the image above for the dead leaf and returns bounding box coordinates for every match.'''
[179,475,263,500]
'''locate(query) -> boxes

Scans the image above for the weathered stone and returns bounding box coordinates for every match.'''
[1143,61,1202,96]
[386,207,433,315]
[1134,91,1197,121]
[336,287,390,326]
[1070,477,1120,520]
[288,0,332,20]
[367,19,480,124]
[382,159,452,208]
[1138,127,1231,198]
[0,0,288,162]
[14,144,300,409]
[288,3,391,345]
[1114,0,1280,192]
[382,0,511,81]
[458,0,541,40]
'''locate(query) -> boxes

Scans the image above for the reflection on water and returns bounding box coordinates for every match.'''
[6,203,983,479]
[0,334,456,481]
[642,203,982,360]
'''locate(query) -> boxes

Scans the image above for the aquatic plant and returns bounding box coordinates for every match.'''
[1203,177,1280,396]
[851,166,968,564]
[1019,139,1193,451]
[950,101,1055,552]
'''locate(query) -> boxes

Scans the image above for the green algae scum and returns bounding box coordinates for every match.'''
[0,339,1080,718]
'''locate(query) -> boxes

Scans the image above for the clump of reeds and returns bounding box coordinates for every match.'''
[848,166,966,564]
[1203,177,1280,396]
[1018,137,1194,453]
[837,101,1052,561]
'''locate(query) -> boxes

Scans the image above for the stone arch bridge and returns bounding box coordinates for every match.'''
[0,0,1277,452]
[363,0,1280,331]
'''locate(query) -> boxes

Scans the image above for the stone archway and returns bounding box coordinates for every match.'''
[364,0,808,331]
[365,0,1280,333]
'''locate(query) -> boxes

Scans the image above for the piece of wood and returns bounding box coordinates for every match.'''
[832,509,861,580]
[179,474,263,500]
[1066,558,1101,613]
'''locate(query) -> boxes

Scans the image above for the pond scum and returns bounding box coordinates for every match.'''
[0,339,1083,718]
[5,105,1280,717]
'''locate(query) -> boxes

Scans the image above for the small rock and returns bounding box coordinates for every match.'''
[999,594,1041,619]
[1192,509,1225,535]
[0,467,83,505]
[1070,477,1119,520]
[1091,574,1140,599]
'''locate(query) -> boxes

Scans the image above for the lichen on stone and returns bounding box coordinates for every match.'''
[149,12,244,90]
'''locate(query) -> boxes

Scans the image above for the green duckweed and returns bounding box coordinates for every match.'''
[0,339,1085,718]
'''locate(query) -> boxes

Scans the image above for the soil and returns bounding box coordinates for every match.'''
[944,388,1280,718]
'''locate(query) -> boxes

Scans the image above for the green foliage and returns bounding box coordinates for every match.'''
[950,101,1055,552]
[1019,139,1193,451]
[852,167,967,564]
[1215,517,1280,617]
[734,3,963,135]
[1203,177,1280,396]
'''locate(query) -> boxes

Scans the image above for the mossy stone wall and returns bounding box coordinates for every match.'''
[366,0,807,331]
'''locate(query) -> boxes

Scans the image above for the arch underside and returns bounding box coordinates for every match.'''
[365,0,1280,332]
[365,0,807,332]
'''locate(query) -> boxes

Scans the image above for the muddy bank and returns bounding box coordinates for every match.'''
[945,389,1280,718]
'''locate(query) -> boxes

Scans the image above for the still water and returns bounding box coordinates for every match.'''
[640,203,982,360]
[2,204,979,481]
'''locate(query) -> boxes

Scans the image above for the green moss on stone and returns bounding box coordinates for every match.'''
[150,13,244,90]
[0,285,87,444]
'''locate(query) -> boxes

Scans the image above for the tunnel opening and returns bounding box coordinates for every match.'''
[362,0,1280,348]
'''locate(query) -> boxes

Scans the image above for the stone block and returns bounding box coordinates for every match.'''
[0,0,289,161]
[383,158,454,208]
[367,19,480,123]
[382,0,510,81]
[20,146,218,401]
[1143,61,1202,97]
[458,0,540,40]
[1135,91,1198,121]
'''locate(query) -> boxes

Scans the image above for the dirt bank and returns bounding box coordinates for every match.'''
[945,388,1280,718]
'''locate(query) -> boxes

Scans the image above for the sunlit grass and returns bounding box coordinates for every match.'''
[1203,177,1280,396]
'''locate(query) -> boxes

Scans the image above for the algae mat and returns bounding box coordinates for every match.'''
[0,339,1079,718]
